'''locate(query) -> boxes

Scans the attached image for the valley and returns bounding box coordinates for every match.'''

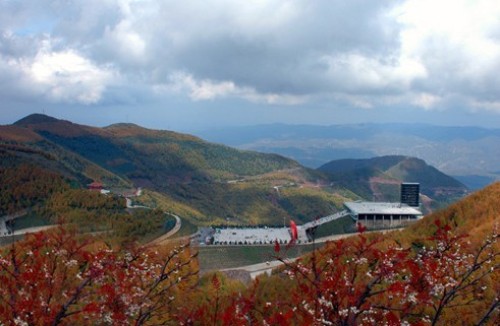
[1,115,472,237]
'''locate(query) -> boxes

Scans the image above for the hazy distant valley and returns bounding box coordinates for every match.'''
[197,123,500,189]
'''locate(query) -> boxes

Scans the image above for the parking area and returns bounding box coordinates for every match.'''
[213,227,292,245]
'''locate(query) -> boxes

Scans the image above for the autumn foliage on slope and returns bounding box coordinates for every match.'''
[0,227,197,325]
[177,183,500,325]
[0,183,499,325]
[0,164,68,215]
[173,221,498,325]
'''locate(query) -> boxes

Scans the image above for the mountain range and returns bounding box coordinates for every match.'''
[1,114,469,226]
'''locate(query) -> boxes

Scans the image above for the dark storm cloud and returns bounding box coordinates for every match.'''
[165,1,400,95]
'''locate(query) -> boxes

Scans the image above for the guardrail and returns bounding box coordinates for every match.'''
[299,210,349,230]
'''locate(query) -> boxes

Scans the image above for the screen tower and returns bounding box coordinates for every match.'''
[401,183,420,207]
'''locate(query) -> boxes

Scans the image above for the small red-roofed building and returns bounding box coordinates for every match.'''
[87,181,103,191]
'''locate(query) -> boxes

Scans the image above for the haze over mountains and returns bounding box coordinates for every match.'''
[196,123,500,189]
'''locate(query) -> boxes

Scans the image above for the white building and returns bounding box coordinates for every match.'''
[344,201,423,229]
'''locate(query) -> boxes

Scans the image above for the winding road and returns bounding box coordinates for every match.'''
[0,210,28,237]
[149,214,182,245]
[124,189,183,243]
[1,188,183,244]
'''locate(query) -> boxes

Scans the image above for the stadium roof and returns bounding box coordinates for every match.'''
[344,201,422,216]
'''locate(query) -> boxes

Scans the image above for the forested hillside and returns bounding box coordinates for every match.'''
[0,124,131,189]
[318,155,468,211]
[1,114,352,225]
[14,115,300,183]
[1,115,470,226]
[0,164,68,215]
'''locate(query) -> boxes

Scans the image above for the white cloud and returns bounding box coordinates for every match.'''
[321,52,427,94]
[161,71,306,105]
[1,0,500,120]
[0,37,117,104]
[469,99,500,113]
[164,72,236,101]
[102,21,146,62]
[393,0,500,97]
[410,92,442,110]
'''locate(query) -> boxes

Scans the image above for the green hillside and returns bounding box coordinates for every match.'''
[318,156,468,211]
[13,116,300,182]
[1,114,352,226]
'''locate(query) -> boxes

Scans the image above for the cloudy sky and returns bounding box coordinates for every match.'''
[1,0,500,130]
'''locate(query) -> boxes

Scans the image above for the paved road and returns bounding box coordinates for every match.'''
[149,214,182,245]
[12,225,56,235]
[125,198,149,209]
[123,189,182,245]
[0,210,28,237]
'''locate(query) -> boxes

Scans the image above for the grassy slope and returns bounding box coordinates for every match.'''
[10,116,360,224]
[397,181,500,245]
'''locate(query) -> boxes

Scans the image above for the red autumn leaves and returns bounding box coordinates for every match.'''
[0,220,498,325]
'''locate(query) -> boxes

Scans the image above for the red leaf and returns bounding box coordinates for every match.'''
[212,273,220,290]
[356,222,366,233]
[83,302,100,314]
[274,239,281,253]
[386,311,400,325]
[388,281,405,294]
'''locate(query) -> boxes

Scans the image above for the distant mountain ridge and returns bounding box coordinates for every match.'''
[195,123,500,189]
[14,113,62,126]
[10,114,300,182]
[197,123,500,144]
